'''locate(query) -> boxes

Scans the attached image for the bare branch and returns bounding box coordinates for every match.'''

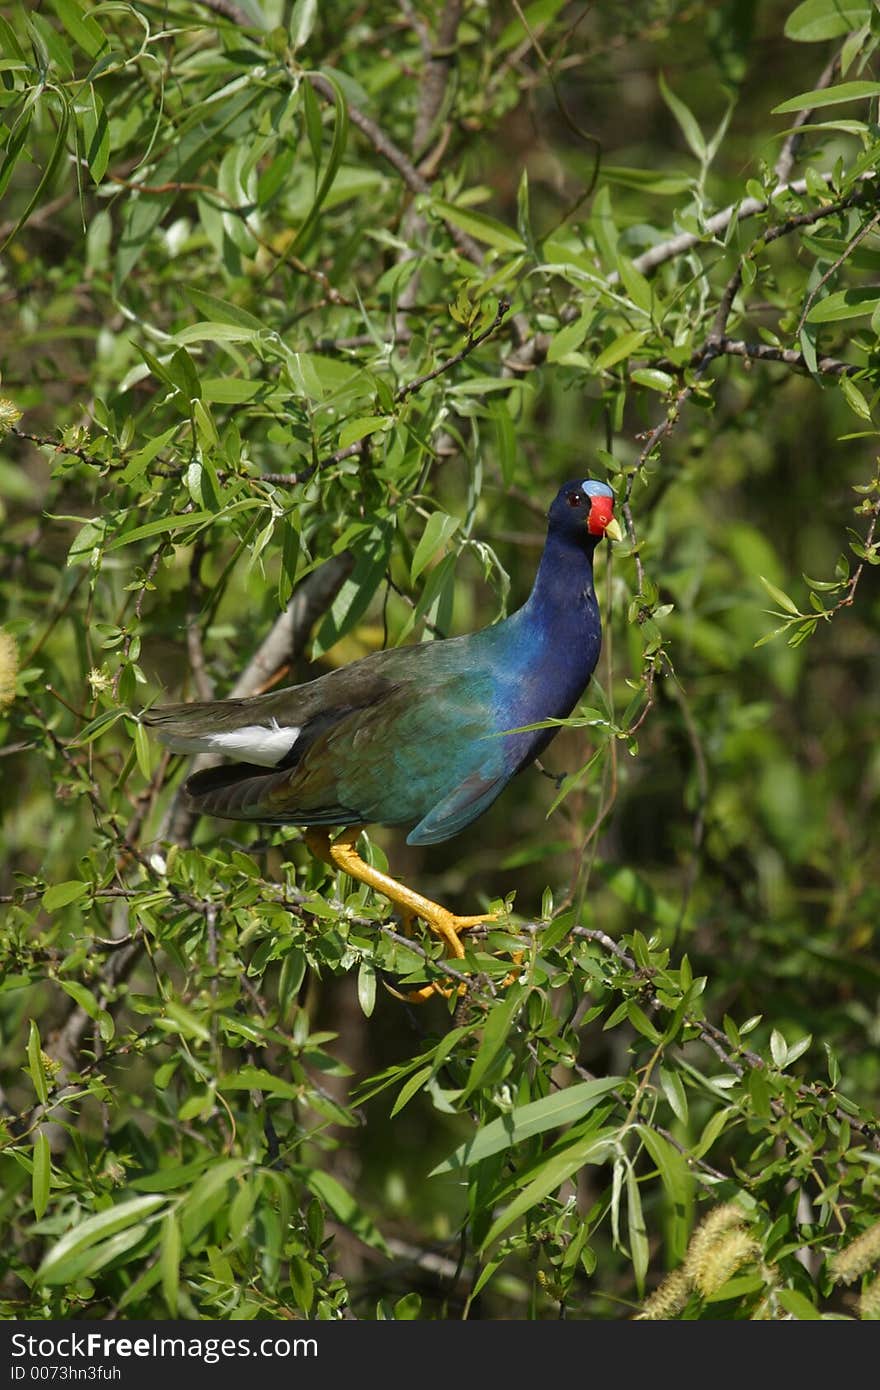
[412,1,463,157]
[305,72,484,265]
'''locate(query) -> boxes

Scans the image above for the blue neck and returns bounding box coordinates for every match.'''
[518,528,601,632]
[487,527,602,725]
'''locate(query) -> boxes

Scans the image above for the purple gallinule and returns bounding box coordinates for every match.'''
[144,480,621,994]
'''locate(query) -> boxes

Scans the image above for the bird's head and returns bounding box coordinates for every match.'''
[548,479,623,544]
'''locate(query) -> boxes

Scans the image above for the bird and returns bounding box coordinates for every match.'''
[143,479,621,997]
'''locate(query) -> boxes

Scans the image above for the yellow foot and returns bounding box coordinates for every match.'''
[304,826,508,1002]
[392,909,499,1003]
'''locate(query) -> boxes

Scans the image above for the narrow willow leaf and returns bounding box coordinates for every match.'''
[659,1066,688,1125]
[305,1171,388,1253]
[357,961,377,1019]
[32,1132,51,1220]
[462,989,525,1100]
[37,1196,166,1283]
[411,511,460,582]
[431,199,525,253]
[432,1076,624,1173]
[784,0,872,42]
[391,1064,433,1117]
[658,71,706,161]
[626,1162,649,1294]
[293,72,349,253]
[773,81,880,113]
[759,575,799,615]
[27,1020,48,1105]
[481,1128,617,1249]
[160,1211,181,1315]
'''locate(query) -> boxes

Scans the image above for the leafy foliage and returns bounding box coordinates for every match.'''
[1,0,880,1321]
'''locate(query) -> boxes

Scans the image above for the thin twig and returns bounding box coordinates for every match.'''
[796,210,880,339]
[774,53,839,185]
[394,299,510,403]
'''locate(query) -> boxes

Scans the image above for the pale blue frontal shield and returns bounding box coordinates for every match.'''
[580,479,615,500]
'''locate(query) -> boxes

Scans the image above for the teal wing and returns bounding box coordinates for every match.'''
[144,636,512,840]
[405,767,510,845]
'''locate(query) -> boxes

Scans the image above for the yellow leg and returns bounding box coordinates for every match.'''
[305,827,497,999]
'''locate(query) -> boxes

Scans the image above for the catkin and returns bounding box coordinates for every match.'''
[634,1268,691,1320]
[0,399,22,437]
[0,629,18,712]
[689,1227,760,1297]
[830,1219,880,1286]
[635,1202,759,1319]
[859,1276,880,1320]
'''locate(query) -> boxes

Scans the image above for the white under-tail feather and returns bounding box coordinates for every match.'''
[159,718,300,768]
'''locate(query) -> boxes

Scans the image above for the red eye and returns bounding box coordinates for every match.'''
[566,492,581,507]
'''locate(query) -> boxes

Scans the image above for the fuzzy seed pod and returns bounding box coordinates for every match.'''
[859,1276,880,1321]
[634,1268,691,1320]
[684,1203,750,1283]
[830,1219,880,1286]
[0,629,19,712]
[0,399,22,438]
[689,1227,760,1297]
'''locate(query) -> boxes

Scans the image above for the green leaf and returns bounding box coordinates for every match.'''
[27,1021,48,1106]
[37,1196,166,1284]
[57,979,101,1019]
[0,96,69,254]
[659,1066,688,1124]
[357,961,377,1019]
[625,1162,649,1294]
[180,1160,248,1244]
[82,85,110,184]
[50,0,107,58]
[411,511,460,582]
[547,317,591,363]
[42,880,88,913]
[105,510,214,551]
[313,526,392,657]
[431,1076,624,1173]
[32,1132,51,1221]
[305,1171,388,1253]
[289,0,317,50]
[432,200,525,253]
[185,288,266,333]
[773,81,880,113]
[134,720,153,780]
[481,1128,617,1249]
[631,367,674,392]
[784,1,872,43]
[462,989,525,1100]
[293,72,349,254]
[839,376,872,420]
[593,330,649,372]
[289,1254,315,1314]
[118,425,179,484]
[636,1126,691,1264]
[777,1288,823,1319]
[338,415,390,449]
[659,71,706,161]
[759,575,800,615]
[390,1064,433,1117]
[806,287,880,323]
[160,1212,180,1315]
